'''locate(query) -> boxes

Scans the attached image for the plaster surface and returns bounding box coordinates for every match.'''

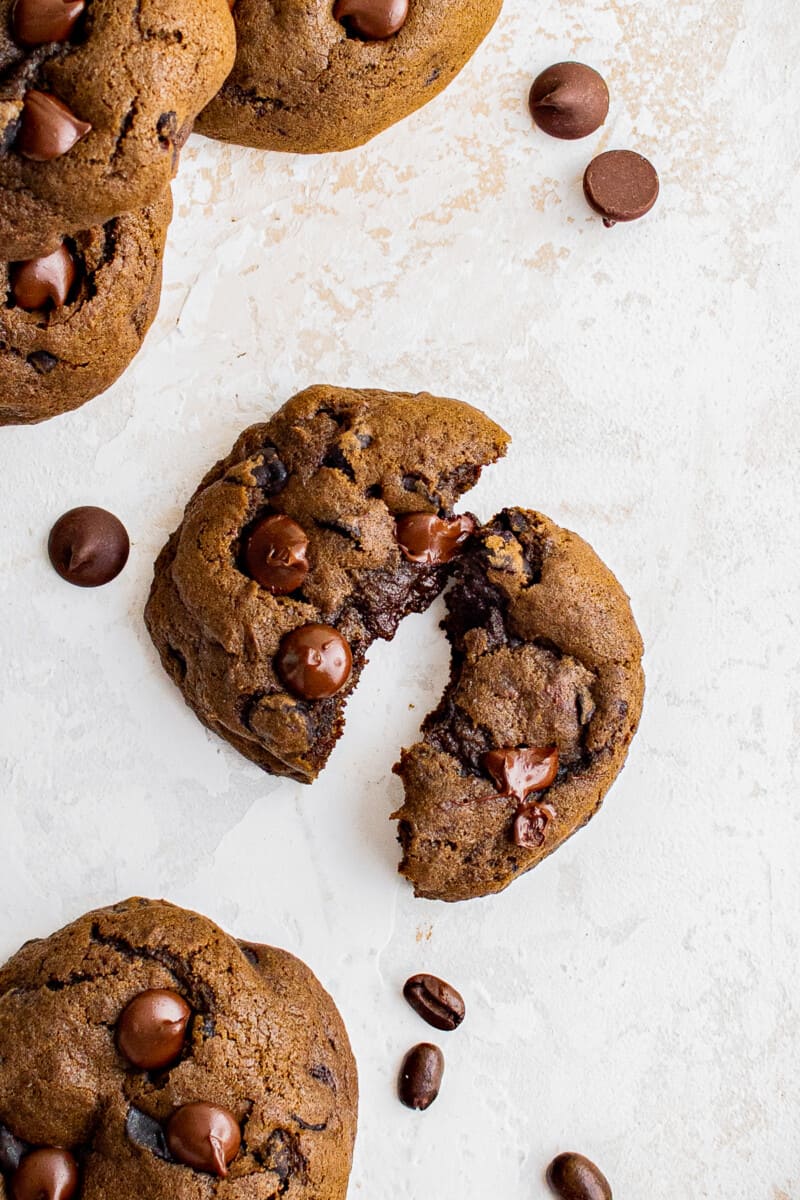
[1,1,799,1196]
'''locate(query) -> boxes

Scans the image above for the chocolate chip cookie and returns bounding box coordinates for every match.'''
[0,0,235,260]
[0,897,358,1198]
[0,189,171,425]
[145,385,509,782]
[393,508,645,902]
[196,0,503,154]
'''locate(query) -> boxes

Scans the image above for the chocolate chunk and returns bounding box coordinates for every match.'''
[10,244,76,311]
[529,62,609,140]
[403,974,465,1032]
[125,1107,173,1160]
[27,350,59,374]
[17,90,91,161]
[395,513,475,565]
[253,446,289,494]
[10,1148,79,1200]
[482,746,559,801]
[513,800,556,849]
[546,1152,612,1200]
[166,1103,241,1178]
[116,989,191,1070]
[47,506,130,588]
[276,624,353,700]
[12,0,85,46]
[583,150,659,227]
[333,0,408,39]
[243,514,309,594]
[398,1043,444,1111]
[0,1124,28,1174]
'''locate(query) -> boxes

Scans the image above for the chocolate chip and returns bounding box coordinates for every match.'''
[11,0,85,46]
[116,989,191,1070]
[11,244,76,311]
[10,1148,79,1200]
[403,974,465,1032]
[47,506,130,587]
[395,513,475,565]
[253,445,288,494]
[276,624,353,700]
[17,90,91,161]
[546,1152,612,1200]
[27,350,59,374]
[482,746,559,801]
[125,1107,172,1160]
[583,150,659,227]
[333,0,408,40]
[0,1124,28,1174]
[529,62,609,140]
[398,1043,444,1111]
[242,514,309,594]
[166,1103,241,1178]
[513,800,556,849]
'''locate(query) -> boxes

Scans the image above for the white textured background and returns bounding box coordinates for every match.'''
[1,0,799,1196]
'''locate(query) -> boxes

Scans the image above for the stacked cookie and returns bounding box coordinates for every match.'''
[0,0,236,424]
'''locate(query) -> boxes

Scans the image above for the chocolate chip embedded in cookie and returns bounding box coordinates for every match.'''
[393,508,644,901]
[0,0,235,260]
[0,190,172,425]
[145,385,509,783]
[0,898,358,1198]
[196,0,503,154]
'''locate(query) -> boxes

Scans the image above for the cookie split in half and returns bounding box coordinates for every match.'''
[0,190,171,426]
[393,508,645,901]
[196,0,503,154]
[0,898,358,1198]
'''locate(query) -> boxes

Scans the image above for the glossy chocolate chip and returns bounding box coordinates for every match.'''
[333,0,408,39]
[243,514,309,594]
[117,989,192,1070]
[276,624,353,699]
[529,62,609,140]
[583,150,659,227]
[403,974,465,1032]
[546,1152,612,1200]
[11,1148,79,1200]
[398,1043,444,1111]
[11,243,76,311]
[17,90,91,161]
[482,746,559,801]
[47,506,130,587]
[395,513,475,565]
[166,1103,241,1178]
[513,800,557,849]
[12,0,85,46]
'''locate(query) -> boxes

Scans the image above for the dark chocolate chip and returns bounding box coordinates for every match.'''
[403,974,465,1032]
[11,243,76,311]
[276,624,353,700]
[166,1103,241,1178]
[27,350,59,374]
[242,514,309,594]
[11,0,85,46]
[513,800,557,849]
[583,150,659,226]
[529,62,609,140]
[116,989,191,1070]
[47,506,130,587]
[546,1152,613,1200]
[17,90,91,161]
[125,1106,173,1161]
[395,513,475,565]
[398,1043,444,1111]
[10,1148,79,1200]
[253,445,288,494]
[333,0,408,40]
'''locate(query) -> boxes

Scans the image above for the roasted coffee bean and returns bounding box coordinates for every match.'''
[403,974,465,1032]
[398,1043,444,1110]
[546,1152,612,1200]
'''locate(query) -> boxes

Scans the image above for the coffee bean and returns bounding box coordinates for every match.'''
[398,1043,444,1110]
[546,1152,612,1200]
[403,974,465,1032]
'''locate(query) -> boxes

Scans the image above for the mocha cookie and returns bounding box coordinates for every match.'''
[0,897,358,1198]
[0,0,235,261]
[0,189,171,426]
[393,508,644,902]
[196,0,503,154]
[145,385,509,782]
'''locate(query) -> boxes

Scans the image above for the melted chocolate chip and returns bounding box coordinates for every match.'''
[116,989,191,1070]
[11,0,85,46]
[513,800,557,849]
[276,624,353,700]
[482,746,559,801]
[333,0,408,40]
[166,1103,241,1178]
[10,244,76,311]
[17,90,91,161]
[395,513,475,565]
[243,514,309,594]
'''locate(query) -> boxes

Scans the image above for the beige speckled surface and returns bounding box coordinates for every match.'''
[1,0,799,1196]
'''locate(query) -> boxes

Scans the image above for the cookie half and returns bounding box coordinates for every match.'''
[393,508,645,901]
[145,385,509,782]
[0,190,171,425]
[0,898,358,1198]
[196,0,503,154]
[0,0,235,260]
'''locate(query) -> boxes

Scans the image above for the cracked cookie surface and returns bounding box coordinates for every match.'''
[393,508,645,902]
[196,0,502,154]
[0,188,171,425]
[0,897,358,1199]
[0,0,235,260]
[144,385,509,783]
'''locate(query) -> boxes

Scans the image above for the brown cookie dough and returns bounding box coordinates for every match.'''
[144,385,509,782]
[393,508,645,902]
[0,898,358,1198]
[196,0,503,154]
[0,0,235,260]
[0,189,171,425]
